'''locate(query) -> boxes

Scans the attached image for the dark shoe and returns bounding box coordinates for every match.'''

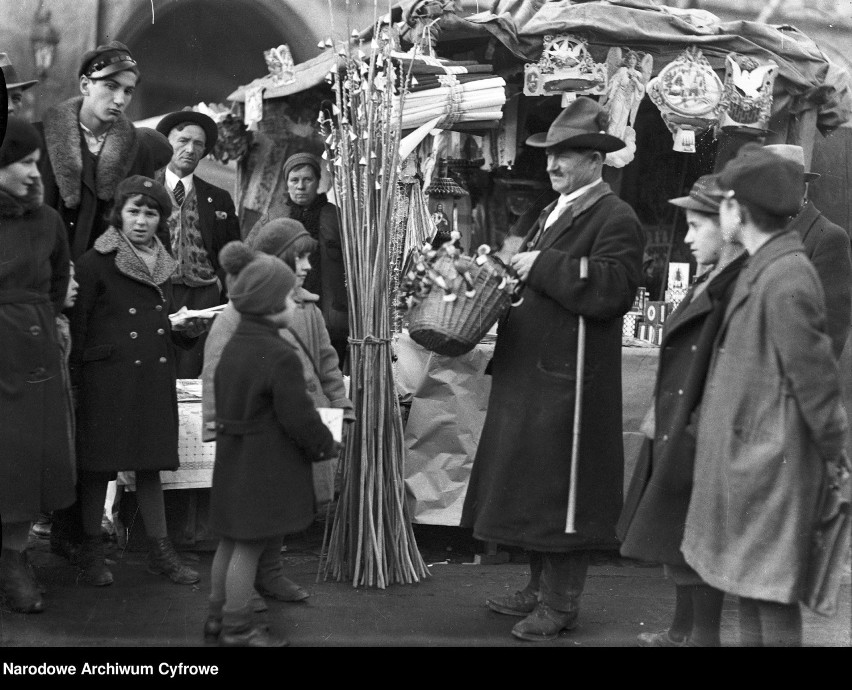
[147,537,200,585]
[0,549,44,613]
[256,542,309,602]
[219,605,288,647]
[22,550,46,594]
[511,603,578,641]
[30,514,52,539]
[219,624,288,648]
[486,589,538,617]
[256,575,310,602]
[77,537,114,586]
[203,599,225,643]
[637,629,689,647]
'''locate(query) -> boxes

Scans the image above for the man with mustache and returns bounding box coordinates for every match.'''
[155,109,240,378]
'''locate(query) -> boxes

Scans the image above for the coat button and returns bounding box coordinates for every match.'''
[155,305,163,311]
[159,357,167,364]
[678,389,683,395]
[690,345,697,352]
[662,435,669,442]
[29,325,41,336]
[134,360,142,366]
[217,423,225,430]
[129,308,137,315]
[157,328,165,335]
[130,331,138,339]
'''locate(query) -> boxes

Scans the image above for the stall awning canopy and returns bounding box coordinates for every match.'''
[408,0,852,133]
[227,49,339,102]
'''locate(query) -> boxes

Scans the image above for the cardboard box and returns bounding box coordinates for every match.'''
[644,301,673,326]
[638,322,663,346]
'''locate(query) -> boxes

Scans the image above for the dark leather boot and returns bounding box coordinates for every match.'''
[203,599,225,643]
[147,537,200,585]
[219,605,288,648]
[255,541,309,602]
[77,536,114,586]
[0,548,44,613]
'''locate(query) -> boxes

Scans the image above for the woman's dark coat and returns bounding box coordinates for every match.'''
[210,316,337,541]
[69,228,188,473]
[0,188,74,521]
[617,254,747,564]
[460,182,644,551]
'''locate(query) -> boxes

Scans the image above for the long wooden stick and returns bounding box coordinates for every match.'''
[566,256,589,534]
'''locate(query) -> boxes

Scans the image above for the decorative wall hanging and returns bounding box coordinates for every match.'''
[648,47,724,153]
[718,53,777,137]
[600,47,653,168]
[523,34,607,106]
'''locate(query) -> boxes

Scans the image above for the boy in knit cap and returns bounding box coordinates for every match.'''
[205,241,340,647]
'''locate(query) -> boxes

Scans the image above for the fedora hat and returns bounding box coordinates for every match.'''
[762,144,820,182]
[669,174,724,214]
[525,97,625,153]
[0,53,38,91]
[156,109,218,158]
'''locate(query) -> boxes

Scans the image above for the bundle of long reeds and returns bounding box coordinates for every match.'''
[319,14,430,588]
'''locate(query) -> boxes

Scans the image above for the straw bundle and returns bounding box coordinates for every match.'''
[319,15,430,588]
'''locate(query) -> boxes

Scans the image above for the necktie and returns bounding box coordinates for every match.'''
[173,180,185,205]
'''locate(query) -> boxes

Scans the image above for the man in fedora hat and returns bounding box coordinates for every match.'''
[38,41,164,260]
[763,144,851,358]
[0,53,38,116]
[155,109,240,377]
[460,96,645,641]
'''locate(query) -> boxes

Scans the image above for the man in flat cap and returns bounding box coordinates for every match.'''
[38,41,163,561]
[1,53,38,116]
[155,109,240,378]
[460,97,645,641]
[38,41,164,260]
[682,144,849,646]
[763,144,851,359]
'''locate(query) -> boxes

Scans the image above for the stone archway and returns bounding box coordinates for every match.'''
[114,0,313,120]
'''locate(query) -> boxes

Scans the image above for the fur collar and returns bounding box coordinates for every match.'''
[43,96,139,207]
[94,227,177,299]
[0,179,44,218]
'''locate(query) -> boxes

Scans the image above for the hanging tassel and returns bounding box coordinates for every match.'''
[673,127,696,153]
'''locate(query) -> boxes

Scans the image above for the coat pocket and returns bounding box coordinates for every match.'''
[82,344,113,362]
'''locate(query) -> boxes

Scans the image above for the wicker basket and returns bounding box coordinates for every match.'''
[408,253,514,356]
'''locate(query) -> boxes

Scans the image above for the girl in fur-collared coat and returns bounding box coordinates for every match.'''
[206,242,339,647]
[70,176,205,589]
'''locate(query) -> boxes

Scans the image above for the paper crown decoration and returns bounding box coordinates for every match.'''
[523,34,607,106]
[648,47,724,153]
[263,44,296,87]
[717,53,777,136]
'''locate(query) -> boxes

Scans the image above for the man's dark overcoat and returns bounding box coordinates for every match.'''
[788,200,851,358]
[617,253,747,564]
[461,182,644,551]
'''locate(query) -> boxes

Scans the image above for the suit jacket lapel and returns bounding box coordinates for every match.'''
[193,177,216,260]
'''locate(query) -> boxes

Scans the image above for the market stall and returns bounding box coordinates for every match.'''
[141,0,851,544]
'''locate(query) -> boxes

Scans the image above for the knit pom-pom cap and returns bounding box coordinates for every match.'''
[219,241,257,276]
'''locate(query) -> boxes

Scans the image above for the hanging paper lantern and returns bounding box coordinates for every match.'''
[648,47,724,153]
[717,53,777,136]
[523,34,608,106]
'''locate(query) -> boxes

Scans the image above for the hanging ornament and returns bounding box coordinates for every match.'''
[648,47,724,153]
[717,53,777,137]
[523,34,607,106]
[600,47,654,168]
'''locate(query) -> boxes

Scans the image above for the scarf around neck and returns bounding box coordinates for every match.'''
[286,192,327,238]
